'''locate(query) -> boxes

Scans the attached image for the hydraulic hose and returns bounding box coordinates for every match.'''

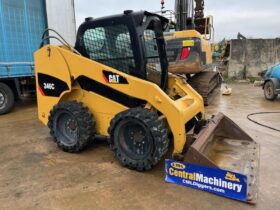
[247,112,280,132]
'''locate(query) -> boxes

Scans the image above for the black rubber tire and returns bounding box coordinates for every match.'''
[48,101,96,153]
[0,82,15,115]
[108,108,169,171]
[264,81,277,101]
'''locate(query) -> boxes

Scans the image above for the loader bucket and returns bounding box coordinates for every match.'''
[184,113,259,203]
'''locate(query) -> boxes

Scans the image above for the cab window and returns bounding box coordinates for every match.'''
[83,24,135,74]
[144,29,162,86]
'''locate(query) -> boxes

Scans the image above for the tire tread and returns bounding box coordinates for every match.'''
[108,108,169,171]
[48,101,96,152]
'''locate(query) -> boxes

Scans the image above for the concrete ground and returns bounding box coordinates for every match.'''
[0,83,279,210]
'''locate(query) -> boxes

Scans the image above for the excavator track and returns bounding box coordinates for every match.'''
[188,70,221,105]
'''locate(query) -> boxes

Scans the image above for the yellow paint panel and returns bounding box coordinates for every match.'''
[183,40,194,47]
[79,90,127,136]
[34,46,72,125]
[165,30,213,64]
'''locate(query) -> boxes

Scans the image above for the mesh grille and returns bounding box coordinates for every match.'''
[83,24,135,74]
[0,0,46,77]
[0,0,46,62]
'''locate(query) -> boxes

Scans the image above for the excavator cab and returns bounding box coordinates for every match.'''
[35,11,259,203]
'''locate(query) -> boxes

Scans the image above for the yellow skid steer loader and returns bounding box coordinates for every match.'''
[34,11,259,203]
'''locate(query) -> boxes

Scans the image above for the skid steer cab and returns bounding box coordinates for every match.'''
[35,11,259,203]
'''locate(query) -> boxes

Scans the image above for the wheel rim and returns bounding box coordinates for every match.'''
[115,119,153,160]
[265,83,273,97]
[0,90,7,109]
[56,112,79,146]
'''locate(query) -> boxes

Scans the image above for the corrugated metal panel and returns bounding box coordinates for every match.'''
[0,0,47,78]
[45,0,76,46]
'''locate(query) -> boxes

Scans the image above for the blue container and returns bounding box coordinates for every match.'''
[265,63,280,80]
[0,0,47,78]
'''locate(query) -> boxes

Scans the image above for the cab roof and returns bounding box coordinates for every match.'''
[81,10,169,30]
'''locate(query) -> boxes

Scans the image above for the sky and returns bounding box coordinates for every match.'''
[75,0,280,41]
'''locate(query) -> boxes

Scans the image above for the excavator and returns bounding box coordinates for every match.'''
[34,10,259,203]
[161,0,221,105]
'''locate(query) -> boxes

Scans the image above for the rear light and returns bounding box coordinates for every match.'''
[180,47,190,60]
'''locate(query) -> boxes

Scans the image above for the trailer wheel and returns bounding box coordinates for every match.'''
[264,81,277,101]
[108,108,169,171]
[0,82,15,115]
[48,101,96,152]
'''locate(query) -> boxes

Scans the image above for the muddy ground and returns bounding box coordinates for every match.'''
[0,83,279,210]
